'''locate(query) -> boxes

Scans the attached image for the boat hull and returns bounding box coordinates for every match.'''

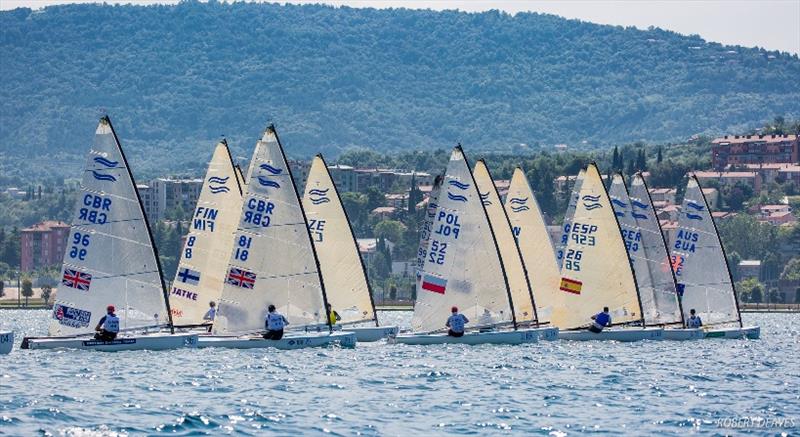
[663,328,704,340]
[558,327,663,342]
[704,326,760,339]
[197,332,357,349]
[22,333,198,351]
[342,326,399,342]
[0,331,13,355]
[390,328,551,345]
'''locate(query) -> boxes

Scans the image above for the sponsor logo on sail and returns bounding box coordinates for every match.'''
[171,286,198,301]
[559,277,582,294]
[308,188,330,205]
[509,197,529,213]
[53,304,92,328]
[208,176,230,194]
[91,170,117,182]
[582,195,602,210]
[62,268,92,291]
[93,156,119,168]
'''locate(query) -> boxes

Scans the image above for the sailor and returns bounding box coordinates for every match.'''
[686,309,703,328]
[588,307,612,333]
[478,308,494,332]
[446,306,469,337]
[203,301,216,332]
[94,305,120,341]
[327,303,341,326]
[263,304,289,340]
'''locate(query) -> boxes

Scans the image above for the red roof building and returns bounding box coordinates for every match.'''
[21,221,70,272]
[711,134,798,170]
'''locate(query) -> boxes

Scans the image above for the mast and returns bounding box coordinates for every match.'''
[462,148,517,329]
[606,170,646,327]
[316,153,380,327]
[223,139,245,198]
[478,159,539,326]
[691,174,744,327]
[105,116,175,334]
[270,125,333,332]
[636,172,687,326]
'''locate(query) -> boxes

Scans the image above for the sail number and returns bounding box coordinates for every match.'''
[243,198,275,228]
[235,235,252,261]
[184,236,196,259]
[308,219,326,242]
[567,222,597,246]
[671,255,685,276]
[621,230,641,252]
[434,211,461,240]
[69,232,91,260]
[78,194,111,225]
[564,249,582,271]
[428,240,447,265]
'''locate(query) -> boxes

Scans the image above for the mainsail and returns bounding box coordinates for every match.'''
[473,160,538,324]
[412,146,515,332]
[169,141,243,326]
[555,163,642,329]
[415,175,443,282]
[504,167,560,322]
[556,169,585,268]
[672,176,742,326]
[302,155,376,326]
[49,116,170,336]
[214,126,328,334]
[628,173,683,325]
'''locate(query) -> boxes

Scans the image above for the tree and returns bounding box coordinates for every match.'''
[373,220,407,244]
[21,278,33,307]
[0,280,4,298]
[656,146,663,164]
[41,284,52,305]
[612,146,620,171]
[727,251,742,281]
[780,257,800,281]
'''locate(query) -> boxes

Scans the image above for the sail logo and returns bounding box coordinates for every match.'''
[447,192,468,202]
[62,268,92,291]
[684,200,705,220]
[93,156,119,168]
[479,191,492,206]
[53,304,92,328]
[631,199,650,210]
[91,170,117,182]
[308,188,330,205]
[176,267,201,286]
[171,286,198,301]
[447,180,469,202]
[509,197,530,213]
[227,267,256,289]
[421,274,447,294]
[582,195,602,210]
[208,176,230,194]
[559,277,582,294]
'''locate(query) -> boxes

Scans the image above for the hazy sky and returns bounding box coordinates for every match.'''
[2,0,798,54]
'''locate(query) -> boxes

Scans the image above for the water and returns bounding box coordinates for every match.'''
[0,311,798,436]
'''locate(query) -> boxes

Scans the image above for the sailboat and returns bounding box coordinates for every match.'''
[301,154,399,342]
[608,173,696,340]
[392,146,548,345]
[0,331,12,354]
[504,167,561,327]
[669,175,760,339]
[197,125,356,349]
[22,117,197,351]
[473,160,557,340]
[169,140,243,328]
[555,164,663,341]
[415,175,443,285]
[556,169,585,269]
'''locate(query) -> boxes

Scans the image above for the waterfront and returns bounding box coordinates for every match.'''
[0,311,798,435]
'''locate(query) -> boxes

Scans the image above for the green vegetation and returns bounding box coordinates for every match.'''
[1,1,798,183]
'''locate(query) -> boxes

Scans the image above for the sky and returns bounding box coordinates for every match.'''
[1,0,798,54]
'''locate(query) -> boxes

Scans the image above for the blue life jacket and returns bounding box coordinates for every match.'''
[594,312,611,327]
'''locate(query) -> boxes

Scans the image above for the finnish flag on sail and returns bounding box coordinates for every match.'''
[176,266,201,286]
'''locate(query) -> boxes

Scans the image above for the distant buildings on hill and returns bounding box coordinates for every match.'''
[711,134,798,169]
[21,220,70,272]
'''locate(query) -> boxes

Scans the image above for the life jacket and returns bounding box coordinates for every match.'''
[328,310,338,326]
[104,313,120,333]
[266,312,286,330]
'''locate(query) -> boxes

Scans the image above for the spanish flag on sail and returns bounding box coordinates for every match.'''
[559,277,582,294]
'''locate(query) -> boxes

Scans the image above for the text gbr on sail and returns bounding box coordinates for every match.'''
[79,194,111,224]
[243,197,275,227]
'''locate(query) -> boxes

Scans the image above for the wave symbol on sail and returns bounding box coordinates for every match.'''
[509,197,529,212]
[91,170,117,182]
[685,213,703,221]
[615,211,625,217]
[93,156,119,168]
[257,177,281,189]
[632,212,648,220]
[631,200,650,209]
[510,205,530,213]
[447,192,468,202]
[686,201,705,211]
[208,176,230,194]
[259,164,283,175]
[582,194,602,210]
[612,199,627,208]
[479,192,492,206]
[448,180,470,190]
[308,188,331,205]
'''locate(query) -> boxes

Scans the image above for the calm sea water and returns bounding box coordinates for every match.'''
[0,311,797,436]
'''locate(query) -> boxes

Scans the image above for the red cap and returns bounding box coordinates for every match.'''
[107,305,115,312]
[451,306,458,312]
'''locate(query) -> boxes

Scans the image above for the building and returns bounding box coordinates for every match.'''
[711,134,798,169]
[137,178,203,221]
[737,260,761,281]
[326,165,432,193]
[737,163,800,187]
[3,187,28,200]
[371,206,398,219]
[693,171,762,193]
[20,221,70,272]
[648,188,675,205]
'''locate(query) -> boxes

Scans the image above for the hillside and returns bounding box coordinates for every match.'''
[1,1,798,181]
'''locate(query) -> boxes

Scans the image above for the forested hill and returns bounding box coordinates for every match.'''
[1,1,798,179]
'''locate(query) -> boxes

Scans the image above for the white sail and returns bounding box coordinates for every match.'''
[302,155,376,326]
[628,173,683,325]
[672,176,741,326]
[504,168,560,322]
[415,175,443,283]
[49,117,169,336]
[412,147,514,333]
[473,160,537,324]
[555,163,642,329]
[556,169,585,268]
[169,141,243,326]
[214,126,326,334]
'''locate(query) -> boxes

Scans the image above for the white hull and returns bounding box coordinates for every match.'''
[342,326,399,342]
[197,332,356,349]
[0,331,13,355]
[558,327,663,342]
[390,328,550,346]
[22,333,198,351]
[703,326,760,339]
[663,328,704,340]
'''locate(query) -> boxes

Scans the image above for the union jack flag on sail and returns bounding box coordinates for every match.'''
[62,268,92,291]
[226,267,256,289]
